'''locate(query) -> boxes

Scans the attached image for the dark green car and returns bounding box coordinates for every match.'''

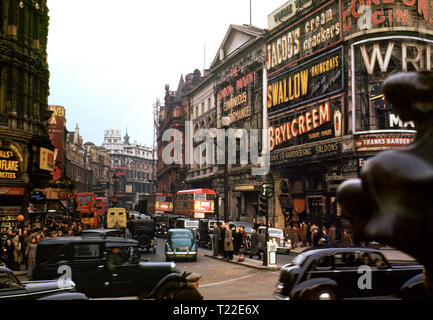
[32,236,179,298]
[165,229,197,262]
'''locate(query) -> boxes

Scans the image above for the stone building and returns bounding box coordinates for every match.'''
[102,129,155,210]
[1,0,54,238]
[64,124,86,193]
[184,24,267,223]
[265,0,429,231]
[157,70,202,194]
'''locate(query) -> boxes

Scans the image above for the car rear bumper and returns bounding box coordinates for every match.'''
[166,251,197,257]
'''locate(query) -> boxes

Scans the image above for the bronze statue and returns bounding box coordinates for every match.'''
[337,71,433,297]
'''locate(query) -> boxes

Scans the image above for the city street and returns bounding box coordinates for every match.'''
[138,238,286,300]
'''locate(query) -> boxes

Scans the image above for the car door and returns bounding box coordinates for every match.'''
[332,252,366,297]
[304,254,335,282]
[364,252,399,296]
[69,242,106,296]
[104,244,141,297]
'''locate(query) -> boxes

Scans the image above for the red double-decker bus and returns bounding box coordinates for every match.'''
[74,192,98,228]
[147,193,173,215]
[174,189,216,219]
[95,197,109,216]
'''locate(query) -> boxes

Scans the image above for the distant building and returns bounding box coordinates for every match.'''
[102,129,156,210]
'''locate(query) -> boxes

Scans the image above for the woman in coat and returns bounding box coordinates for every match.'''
[223,225,234,260]
[26,236,38,280]
[238,226,247,262]
[232,227,242,255]
[249,229,262,260]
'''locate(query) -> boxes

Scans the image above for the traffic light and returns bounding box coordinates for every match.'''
[258,195,268,216]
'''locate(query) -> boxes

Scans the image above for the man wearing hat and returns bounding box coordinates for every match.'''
[173,273,204,300]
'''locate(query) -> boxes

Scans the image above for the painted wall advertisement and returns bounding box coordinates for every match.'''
[269,94,344,153]
[217,65,254,125]
[268,0,313,30]
[267,0,342,76]
[48,105,65,181]
[351,36,432,132]
[343,0,433,39]
[267,46,344,115]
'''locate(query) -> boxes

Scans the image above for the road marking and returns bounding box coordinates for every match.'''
[200,271,262,288]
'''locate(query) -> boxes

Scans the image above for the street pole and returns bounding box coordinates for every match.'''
[224,135,229,223]
[263,197,269,266]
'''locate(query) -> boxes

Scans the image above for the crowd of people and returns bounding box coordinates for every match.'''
[0,215,90,277]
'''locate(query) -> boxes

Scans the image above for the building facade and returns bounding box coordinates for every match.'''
[1,0,54,239]
[102,129,155,210]
[266,0,430,232]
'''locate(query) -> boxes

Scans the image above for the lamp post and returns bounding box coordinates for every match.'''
[221,116,231,223]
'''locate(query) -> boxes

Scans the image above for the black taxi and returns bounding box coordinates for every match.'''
[274,248,425,300]
[32,236,179,298]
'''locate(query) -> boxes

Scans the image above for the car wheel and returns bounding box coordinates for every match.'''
[155,281,181,300]
[306,286,339,300]
[139,235,150,247]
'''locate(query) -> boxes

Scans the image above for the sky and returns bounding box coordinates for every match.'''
[46,0,287,147]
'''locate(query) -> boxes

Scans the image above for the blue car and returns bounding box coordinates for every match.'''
[165,229,197,262]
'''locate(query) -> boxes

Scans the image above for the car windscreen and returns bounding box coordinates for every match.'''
[36,244,73,263]
[269,229,283,236]
[171,232,192,239]
[185,221,199,228]
[288,252,308,266]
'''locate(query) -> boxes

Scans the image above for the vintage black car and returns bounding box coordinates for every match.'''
[127,219,157,252]
[80,229,125,238]
[32,236,179,298]
[197,219,221,249]
[274,248,425,300]
[0,265,88,300]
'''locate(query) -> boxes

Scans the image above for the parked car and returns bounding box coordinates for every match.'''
[274,248,425,300]
[165,229,197,262]
[127,219,157,252]
[0,265,88,300]
[32,236,180,298]
[257,226,291,254]
[80,229,125,238]
[175,218,199,238]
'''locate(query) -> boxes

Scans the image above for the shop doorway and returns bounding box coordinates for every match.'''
[309,197,323,228]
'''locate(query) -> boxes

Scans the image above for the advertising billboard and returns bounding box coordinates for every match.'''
[266,0,342,76]
[48,105,65,181]
[269,94,345,152]
[351,36,432,133]
[267,46,344,115]
[343,0,433,40]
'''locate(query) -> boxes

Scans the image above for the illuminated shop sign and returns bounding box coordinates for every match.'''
[354,136,414,150]
[218,65,254,125]
[0,149,20,180]
[268,0,313,31]
[343,0,433,39]
[266,0,342,76]
[267,46,344,115]
[269,95,344,151]
[351,36,432,133]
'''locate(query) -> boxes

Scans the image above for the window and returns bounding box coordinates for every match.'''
[334,252,363,269]
[314,255,333,271]
[206,194,216,201]
[195,193,205,201]
[74,244,100,259]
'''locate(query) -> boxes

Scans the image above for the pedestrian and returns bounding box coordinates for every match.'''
[4,239,15,270]
[329,224,337,247]
[237,226,247,262]
[291,225,299,249]
[219,223,226,257]
[12,233,22,271]
[26,236,38,280]
[310,223,319,245]
[284,225,292,244]
[343,229,353,247]
[223,224,234,260]
[173,273,204,300]
[233,227,242,256]
[212,223,221,256]
[249,228,262,260]
[318,228,330,247]
[301,222,308,247]
[312,229,321,247]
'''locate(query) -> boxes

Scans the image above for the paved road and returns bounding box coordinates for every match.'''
[136,238,284,300]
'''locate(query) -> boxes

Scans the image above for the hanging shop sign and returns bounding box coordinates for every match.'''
[39,147,54,172]
[267,46,344,115]
[269,94,344,151]
[0,187,25,196]
[351,36,432,133]
[266,0,342,76]
[0,147,21,180]
[268,0,313,31]
[217,65,254,125]
[343,0,433,40]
